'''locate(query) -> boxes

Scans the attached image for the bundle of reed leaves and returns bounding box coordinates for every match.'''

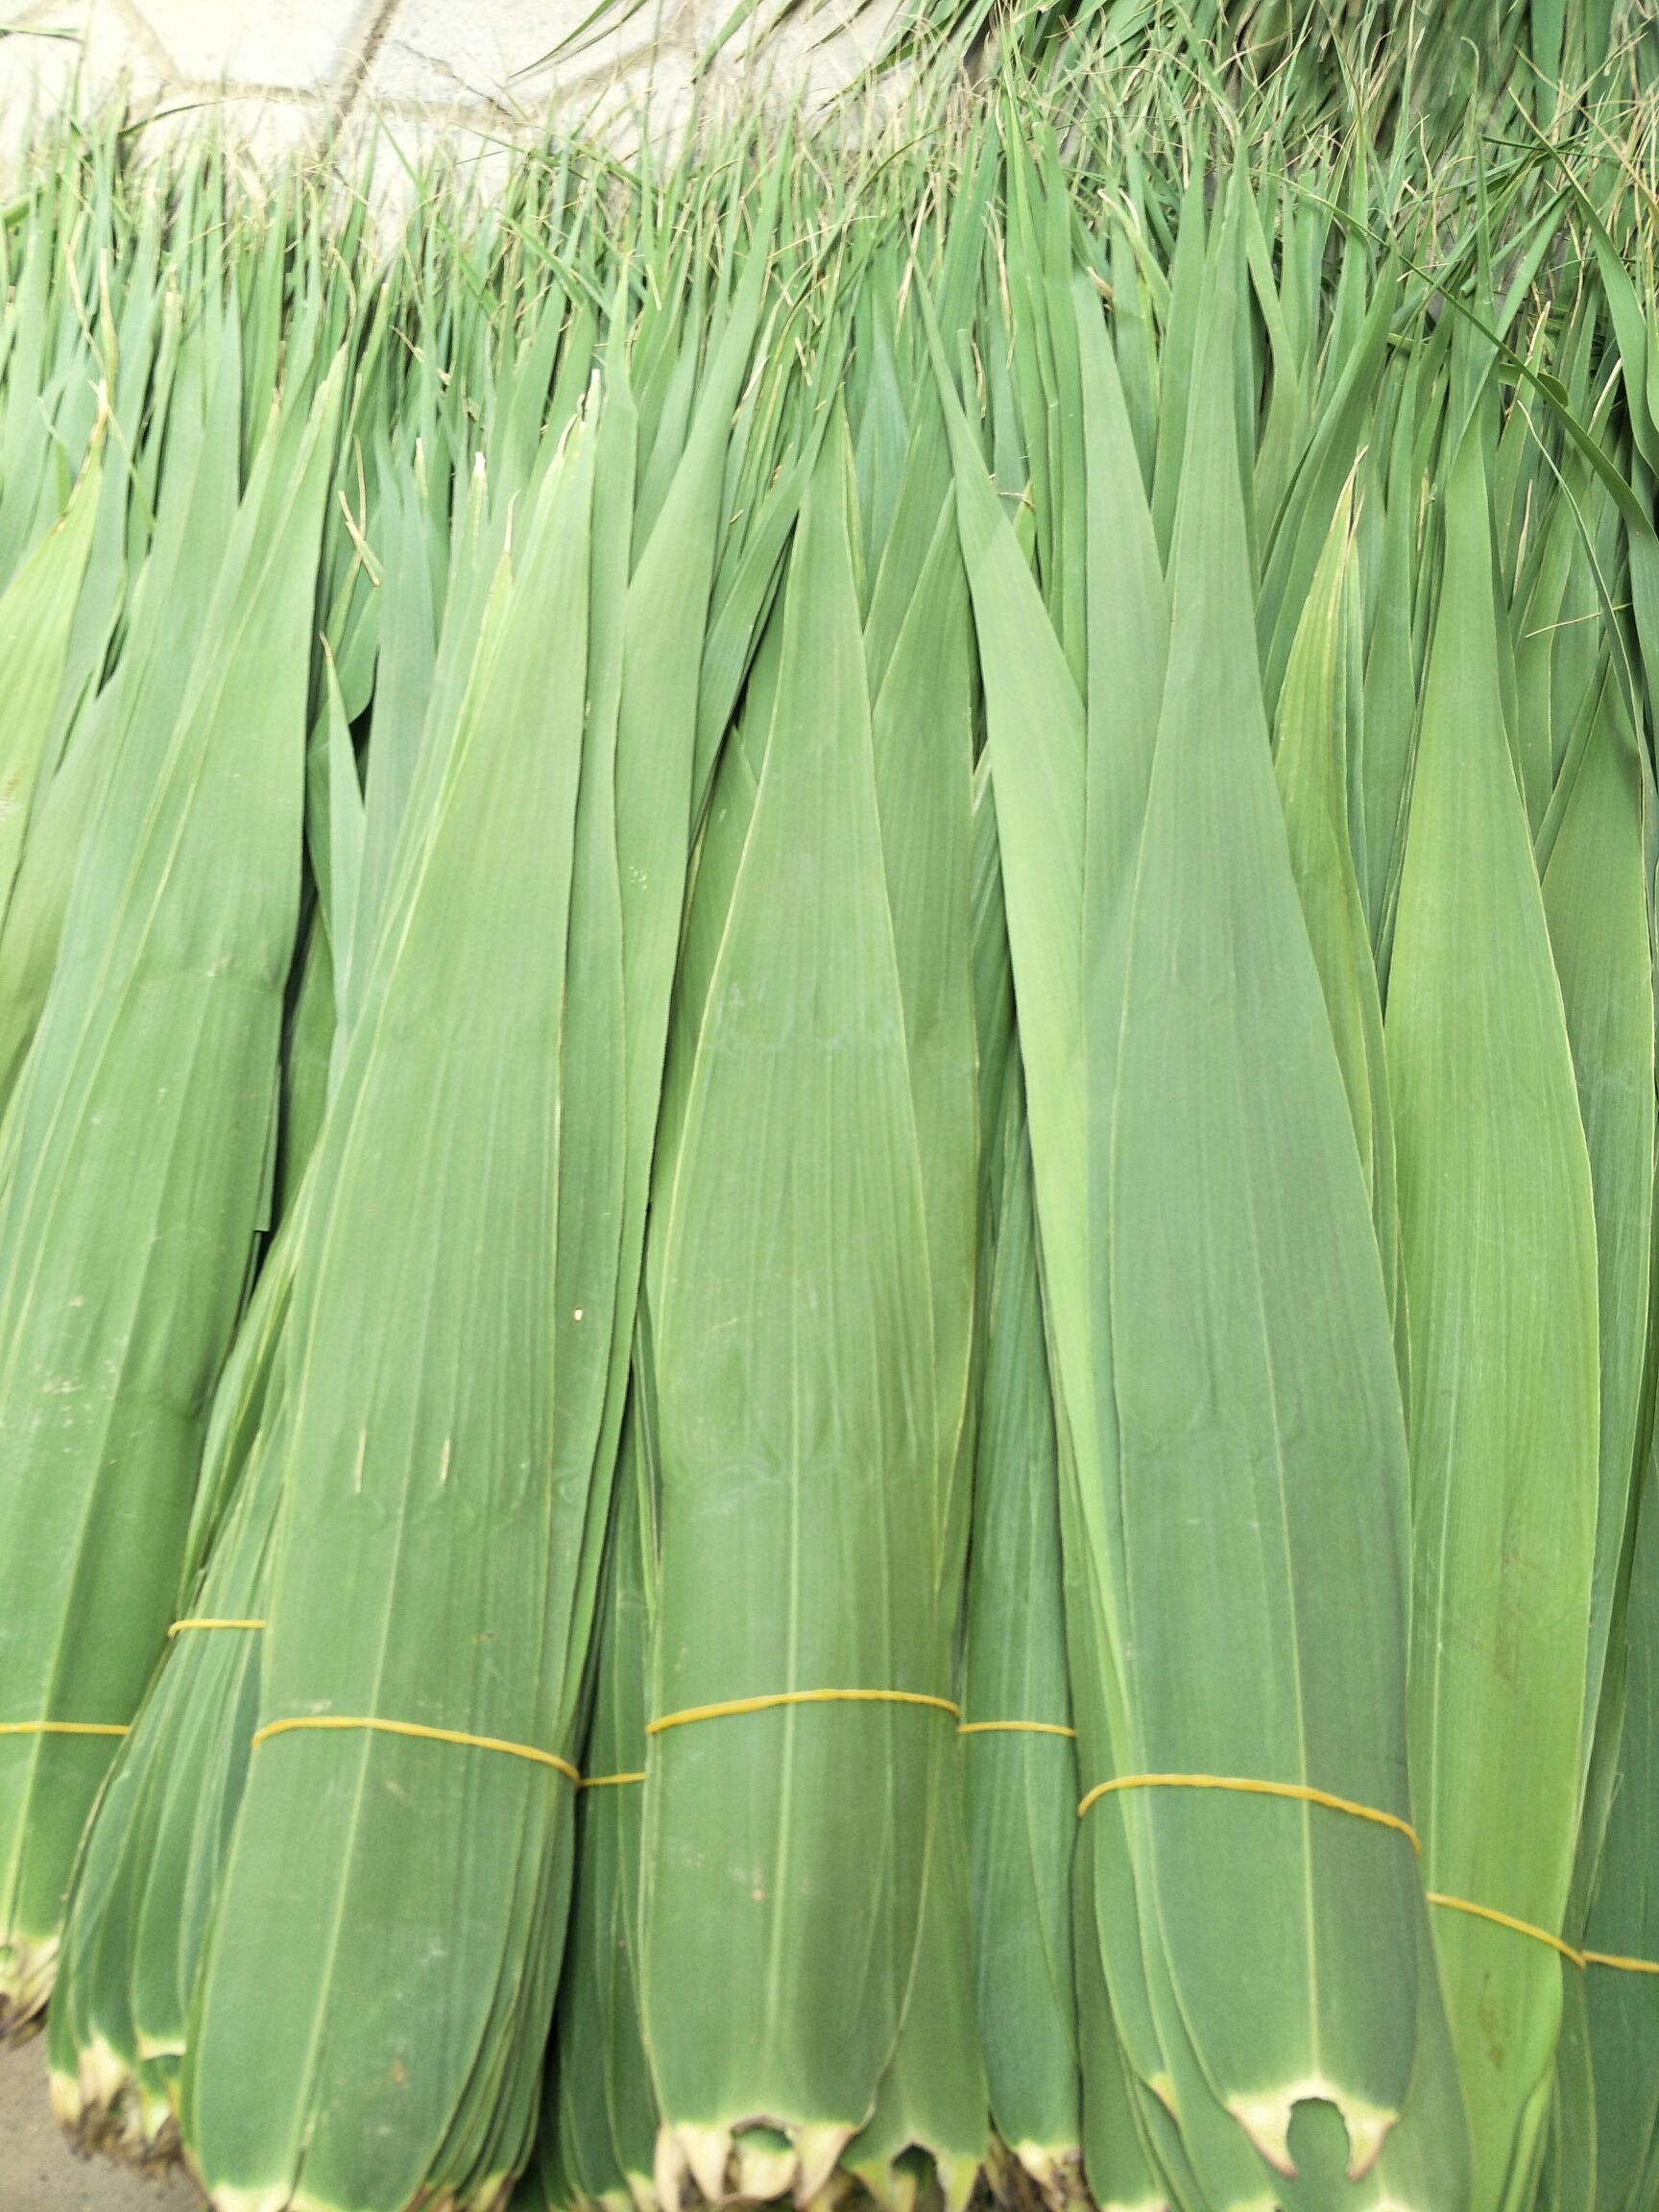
[0,11,1658,2210]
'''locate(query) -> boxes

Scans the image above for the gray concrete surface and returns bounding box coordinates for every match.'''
[0,0,901,169]
[0,2037,199,2212]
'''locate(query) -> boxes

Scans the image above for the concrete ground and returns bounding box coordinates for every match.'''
[0,2037,199,2212]
[0,0,901,172]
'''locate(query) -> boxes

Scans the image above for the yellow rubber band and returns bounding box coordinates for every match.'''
[647,1689,960,1736]
[1583,1947,1659,1976]
[169,1618,266,1635]
[252,1715,579,1785]
[1428,1896,1659,1975]
[1427,1892,1584,1966]
[1069,1779,1642,1973]
[958,1719,1077,1739]
[1077,1771,1420,1854]
[578,1769,646,1791]
[0,1721,128,1739]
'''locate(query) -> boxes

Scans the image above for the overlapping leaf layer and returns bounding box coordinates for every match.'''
[1,15,1659,2211]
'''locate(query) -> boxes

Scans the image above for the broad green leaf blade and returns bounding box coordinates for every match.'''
[1273,483,1403,1364]
[0,440,102,943]
[960,1063,1081,2195]
[1108,208,1422,2182]
[642,427,940,2192]
[1387,422,1599,2212]
[1539,676,1655,1804]
[0,356,339,2025]
[540,1402,658,2212]
[1583,1464,1659,2210]
[184,419,606,2212]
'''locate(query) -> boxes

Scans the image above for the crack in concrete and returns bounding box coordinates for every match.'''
[103,0,180,80]
[326,0,405,137]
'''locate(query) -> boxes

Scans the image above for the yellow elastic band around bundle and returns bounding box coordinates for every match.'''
[959,1719,1077,1739]
[1070,1778,1659,1977]
[1076,1771,1420,1854]
[233,1721,1659,1980]
[1427,1892,1659,1976]
[252,1715,579,1785]
[169,1618,266,1635]
[0,1720,128,1740]
[1584,1946,1659,1976]
[1427,1891,1584,1966]
[647,1689,960,1737]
